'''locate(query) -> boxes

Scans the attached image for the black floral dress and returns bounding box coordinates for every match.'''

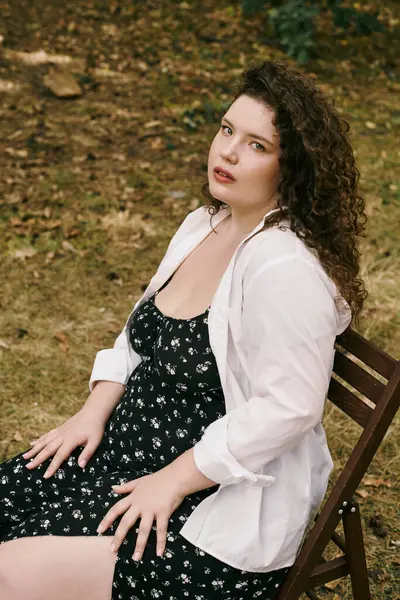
[0,274,290,600]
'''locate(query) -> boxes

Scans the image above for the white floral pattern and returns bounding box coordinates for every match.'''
[0,274,289,599]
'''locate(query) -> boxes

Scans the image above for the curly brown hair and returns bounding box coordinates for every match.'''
[201,59,368,332]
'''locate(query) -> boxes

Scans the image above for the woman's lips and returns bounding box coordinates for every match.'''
[213,171,236,184]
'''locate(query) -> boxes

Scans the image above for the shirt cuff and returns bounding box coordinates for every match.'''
[88,348,131,393]
[193,416,275,488]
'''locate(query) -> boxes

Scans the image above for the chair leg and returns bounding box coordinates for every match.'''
[342,502,371,600]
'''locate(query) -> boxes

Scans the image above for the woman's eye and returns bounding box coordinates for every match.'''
[220,125,265,151]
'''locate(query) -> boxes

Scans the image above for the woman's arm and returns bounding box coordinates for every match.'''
[82,380,126,424]
[88,206,206,394]
[187,256,347,488]
[165,447,218,495]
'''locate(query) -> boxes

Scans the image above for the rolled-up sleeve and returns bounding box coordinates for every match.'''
[193,256,340,488]
[88,324,142,393]
[88,207,206,394]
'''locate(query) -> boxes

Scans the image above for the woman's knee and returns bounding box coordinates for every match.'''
[0,542,19,600]
[0,536,117,600]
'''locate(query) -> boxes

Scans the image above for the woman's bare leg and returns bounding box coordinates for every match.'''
[0,536,117,600]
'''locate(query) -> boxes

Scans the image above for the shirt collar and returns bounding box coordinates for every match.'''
[220,204,290,238]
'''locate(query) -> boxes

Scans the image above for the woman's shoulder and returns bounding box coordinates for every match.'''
[165,206,207,252]
[247,220,317,269]
[245,222,339,294]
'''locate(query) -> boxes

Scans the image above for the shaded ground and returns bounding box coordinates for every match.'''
[0,1,399,598]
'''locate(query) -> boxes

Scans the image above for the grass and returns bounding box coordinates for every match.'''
[0,1,399,597]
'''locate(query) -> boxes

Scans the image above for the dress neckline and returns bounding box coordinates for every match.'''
[151,290,210,322]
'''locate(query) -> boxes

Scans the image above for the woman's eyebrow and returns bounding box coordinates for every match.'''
[222,117,275,149]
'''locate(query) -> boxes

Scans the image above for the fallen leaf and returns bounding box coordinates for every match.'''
[362,476,392,488]
[14,248,37,259]
[6,192,23,204]
[45,251,55,264]
[61,240,78,253]
[3,49,84,70]
[54,331,69,353]
[10,217,24,226]
[54,331,68,344]
[65,228,80,238]
[13,431,23,442]
[144,120,162,128]
[324,579,341,589]
[151,138,164,150]
[162,197,175,209]
[101,23,119,36]
[355,489,369,499]
[43,67,82,98]
[5,148,28,158]
[44,220,62,230]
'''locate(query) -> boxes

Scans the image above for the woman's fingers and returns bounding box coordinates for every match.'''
[24,439,62,470]
[24,432,58,456]
[97,497,132,535]
[30,429,56,444]
[155,514,169,557]
[111,480,138,493]
[22,440,52,459]
[110,508,146,556]
[77,439,100,469]
[42,445,75,479]
[130,513,154,560]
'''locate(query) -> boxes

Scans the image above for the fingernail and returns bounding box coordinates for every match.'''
[133,552,141,561]
[111,543,117,552]
[43,471,49,478]
[156,547,163,557]
[79,459,86,468]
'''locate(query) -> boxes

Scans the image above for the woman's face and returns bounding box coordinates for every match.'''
[207,94,281,213]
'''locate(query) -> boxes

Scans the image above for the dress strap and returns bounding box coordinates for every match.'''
[154,272,175,296]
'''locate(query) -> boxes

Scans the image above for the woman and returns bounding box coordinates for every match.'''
[0,59,368,600]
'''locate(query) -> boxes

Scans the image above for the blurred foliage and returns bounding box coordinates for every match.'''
[269,0,319,64]
[240,0,386,64]
[182,99,233,132]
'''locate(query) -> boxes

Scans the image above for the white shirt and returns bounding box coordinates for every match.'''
[89,204,352,572]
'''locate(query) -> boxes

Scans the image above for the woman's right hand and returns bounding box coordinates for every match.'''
[22,407,107,478]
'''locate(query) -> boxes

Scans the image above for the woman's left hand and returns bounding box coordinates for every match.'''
[96,468,186,561]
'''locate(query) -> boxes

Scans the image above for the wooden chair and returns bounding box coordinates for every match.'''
[275,327,400,600]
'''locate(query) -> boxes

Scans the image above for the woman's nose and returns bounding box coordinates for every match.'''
[220,145,238,162]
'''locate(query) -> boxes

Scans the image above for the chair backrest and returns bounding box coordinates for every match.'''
[275,327,400,598]
[327,327,399,499]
